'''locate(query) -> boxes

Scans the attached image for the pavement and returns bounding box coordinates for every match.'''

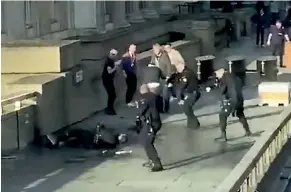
[2,37,290,192]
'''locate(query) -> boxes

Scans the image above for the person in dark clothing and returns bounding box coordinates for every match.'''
[214,69,252,142]
[150,43,173,113]
[224,19,234,48]
[170,63,201,129]
[142,63,166,113]
[121,44,138,107]
[267,20,290,67]
[256,9,267,47]
[102,49,119,115]
[136,84,163,172]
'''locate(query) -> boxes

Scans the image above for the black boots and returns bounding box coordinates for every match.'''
[150,161,163,172]
[245,129,252,137]
[143,159,163,172]
[187,119,200,129]
[215,131,227,142]
[105,107,116,115]
[142,160,153,168]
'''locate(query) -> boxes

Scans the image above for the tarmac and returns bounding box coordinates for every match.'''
[2,37,289,192]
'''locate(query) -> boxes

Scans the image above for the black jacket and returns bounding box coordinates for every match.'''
[150,51,173,77]
[138,92,161,132]
[171,67,199,100]
[220,72,244,109]
[142,65,165,84]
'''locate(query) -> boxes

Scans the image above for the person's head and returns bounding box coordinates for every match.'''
[214,68,225,79]
[175,63,185,73]
[152,43,162,56]
[260,8,264,15]
[139,84,149,95]
[109,49,118,60]
[164,43,172,53]
[128,44,136,54]
[275,20,282,28]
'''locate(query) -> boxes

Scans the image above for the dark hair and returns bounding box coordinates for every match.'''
[164,42,172,47]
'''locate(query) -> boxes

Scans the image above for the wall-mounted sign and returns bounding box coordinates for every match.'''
[75,70,84,83]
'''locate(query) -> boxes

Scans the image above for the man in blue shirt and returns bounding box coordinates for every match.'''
[121,44,137,107]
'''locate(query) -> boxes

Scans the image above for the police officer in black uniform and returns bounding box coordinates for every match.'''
[169,63,200,129]
[102,49,119,115]
[136,84,163,172]
[142,63,166,112]
[214,69,252,142]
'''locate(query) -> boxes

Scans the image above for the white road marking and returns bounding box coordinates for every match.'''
[23,178,47,190]
[45,168,64,177]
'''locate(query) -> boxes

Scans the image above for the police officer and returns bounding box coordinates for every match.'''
[267,20,290,67]
[172,63,201,129]
[214,69,252,142]
[136,84,163,172]
[142,63,166,112]
[102,49,119,115]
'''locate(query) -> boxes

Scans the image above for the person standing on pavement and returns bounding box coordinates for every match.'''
[269,1,280,25]
[150,43,173,113]
[214,69,252,142]
[172,63,201,129]
[255,8,267,47]
[267,20,290,67]
[164,43,185,100]
[121,44,138,107]
[136,84,163,172]
[102,49,119,115]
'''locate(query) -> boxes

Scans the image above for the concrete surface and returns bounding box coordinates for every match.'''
[2,37,290,192]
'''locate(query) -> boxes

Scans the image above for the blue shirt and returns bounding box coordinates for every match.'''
[121,53,136,74]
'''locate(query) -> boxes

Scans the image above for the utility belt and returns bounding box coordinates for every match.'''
[220,98,235,116]
[184,90,201,101]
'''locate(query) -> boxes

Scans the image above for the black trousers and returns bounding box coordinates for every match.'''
[184,91,201,128]
[140,120,161,163]
[219,107,249,132]
[102,78,116,110]
[162,84,171,113]
[125,73,137,104]
[272,43,284,67]
[256,26,265,46]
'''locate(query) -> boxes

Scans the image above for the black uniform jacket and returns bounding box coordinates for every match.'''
[138,92,161,132]
[168,67,199,100]
[220,72,244,109]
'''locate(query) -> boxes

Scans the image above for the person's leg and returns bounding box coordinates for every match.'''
[183,93,200,129]
[256,26,260,46]
[144,132,163,172]
[162,84,170,113]
[125,73,137,105]
[236,108,252,136]
[260,27,265,46]
[107,81,116,113]
[216,112,228,141]
[102,80,112,113]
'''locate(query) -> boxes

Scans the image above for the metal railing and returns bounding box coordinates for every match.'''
[215,106,291,192]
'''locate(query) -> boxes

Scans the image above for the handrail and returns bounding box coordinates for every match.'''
[1,91,38,111]
[215,106,291,192]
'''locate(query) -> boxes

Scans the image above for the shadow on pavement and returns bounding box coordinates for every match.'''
[163,141,254,170]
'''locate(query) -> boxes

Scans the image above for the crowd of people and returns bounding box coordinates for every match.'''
[101,41,255,172]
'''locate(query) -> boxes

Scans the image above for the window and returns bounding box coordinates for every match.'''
[24,0,32,25]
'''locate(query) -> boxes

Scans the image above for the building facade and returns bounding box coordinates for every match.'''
[1,1,182,41]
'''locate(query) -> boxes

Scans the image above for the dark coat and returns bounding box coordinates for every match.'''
[220,72,244,109]
[150,51,172,77]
